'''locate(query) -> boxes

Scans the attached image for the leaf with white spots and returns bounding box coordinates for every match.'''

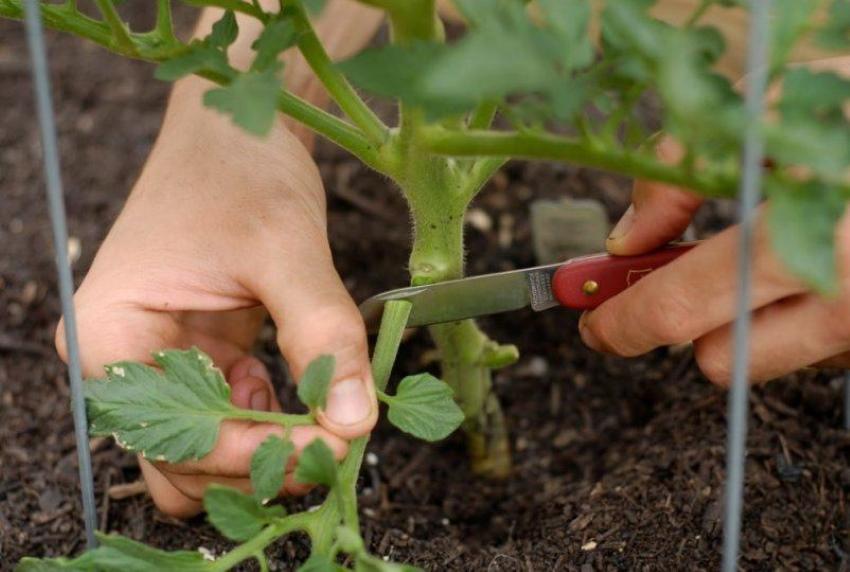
[85,347,239,463]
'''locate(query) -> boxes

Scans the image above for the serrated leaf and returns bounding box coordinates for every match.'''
[203,68,280,135]
[16,533,211,571]
[297,554,344,572]
[338,42,459,116]
[779,68,850,124]
[421,0,558,107]
[303,0,327,16]
[85,348,237,463]
[209,10,238,49]
[380,374,464,442]
[818,0,850,49]
[294,438,338,487]
[296,354,335,409]
[251,19,297,72]
[154,41,232,82]
[204,485,285,541]
[354,555,420,572]
[250,435,294,503]
[767,181,847,294]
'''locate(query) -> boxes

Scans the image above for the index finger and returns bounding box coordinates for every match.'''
[162,421,348,478]
[580,211,807,357]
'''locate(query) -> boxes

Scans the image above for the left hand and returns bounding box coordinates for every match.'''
[578,164,850,386]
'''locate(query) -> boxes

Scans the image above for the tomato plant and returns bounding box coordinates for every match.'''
[5,0,850,569]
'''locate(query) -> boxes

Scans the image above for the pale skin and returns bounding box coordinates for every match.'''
[55,1,849,518]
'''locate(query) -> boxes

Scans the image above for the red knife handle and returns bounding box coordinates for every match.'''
[551,242,697,311]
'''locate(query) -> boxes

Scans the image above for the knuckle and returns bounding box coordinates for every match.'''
[643,289,695,345]
[279,304,368,374]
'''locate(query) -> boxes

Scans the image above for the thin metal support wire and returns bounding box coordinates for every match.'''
[23,0,98,550]
[721,1,771,570]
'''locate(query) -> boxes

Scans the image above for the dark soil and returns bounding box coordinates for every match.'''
[2,5,850,571]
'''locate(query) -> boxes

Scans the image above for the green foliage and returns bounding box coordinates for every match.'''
[209,9,238,49]
[379,373,465,442]
[251,19,297,72]
[16,533,211,571]
[767,181,847,294]
[204,67,281,135]
[297,554,345,572]
[294,438,339,487]
[154,40,232,82]
[9,0,850,569]
[297,354,336,409]
[250,435,295,503]
[85,348,237,463]
[204,485,285,541]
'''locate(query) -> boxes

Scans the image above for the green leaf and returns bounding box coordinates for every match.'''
[85,347,237,463]
[297,554,345,572]
[154,41,232,82]
[204,485,285,541]
[251,19,297,72]
[770,0,817,68]
[765,120,850,181]
[767,181,847,294]
[16,533,211,571]
[303,0,328,16]
[335,526,365,554]
[296,354,335,409]
[817,0,850,49]
[338,42,457,115]
[379,374,465,442]
[779,68,850,124]
[209,10,238,49]
[354,554,420,572]
[294,438,338,487]
[421,0,558,106]
[250,435,295,503]
[203,68,280,135]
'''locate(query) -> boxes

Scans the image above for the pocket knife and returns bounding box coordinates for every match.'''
[359,242,696,332]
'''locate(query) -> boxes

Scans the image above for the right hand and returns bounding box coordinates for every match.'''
[55,76,377,518]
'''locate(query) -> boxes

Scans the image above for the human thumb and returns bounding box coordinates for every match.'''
[248,246,377,440]
[606,138,703,256]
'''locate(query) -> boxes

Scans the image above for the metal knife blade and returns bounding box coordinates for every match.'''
[358,263,563,333]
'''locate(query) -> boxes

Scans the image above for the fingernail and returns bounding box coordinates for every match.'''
[579,313,601,351]
[249,361,270,381]
[323,378,372,426]
[250,389,270,411]
[607,205,635,243]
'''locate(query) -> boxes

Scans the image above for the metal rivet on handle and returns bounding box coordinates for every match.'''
[581,280,599,296]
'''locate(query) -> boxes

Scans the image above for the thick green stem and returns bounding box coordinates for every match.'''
[421,126,737,198]
[306,300,412,555]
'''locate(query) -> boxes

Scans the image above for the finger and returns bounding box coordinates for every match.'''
[162,471,312,502]
[139,458,202,519]
[607,138,704,256]
[163,423,347,477]
[228,356,283,413]
[692,293,850,386]
[581,212,808,357]
[815,351,850,369]
[245,227,377,440]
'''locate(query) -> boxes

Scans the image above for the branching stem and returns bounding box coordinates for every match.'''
[421,126,737,197]
[94,0,136,54]
[289,0,389,145]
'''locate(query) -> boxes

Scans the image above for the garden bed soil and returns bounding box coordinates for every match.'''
[2,6,850,571]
